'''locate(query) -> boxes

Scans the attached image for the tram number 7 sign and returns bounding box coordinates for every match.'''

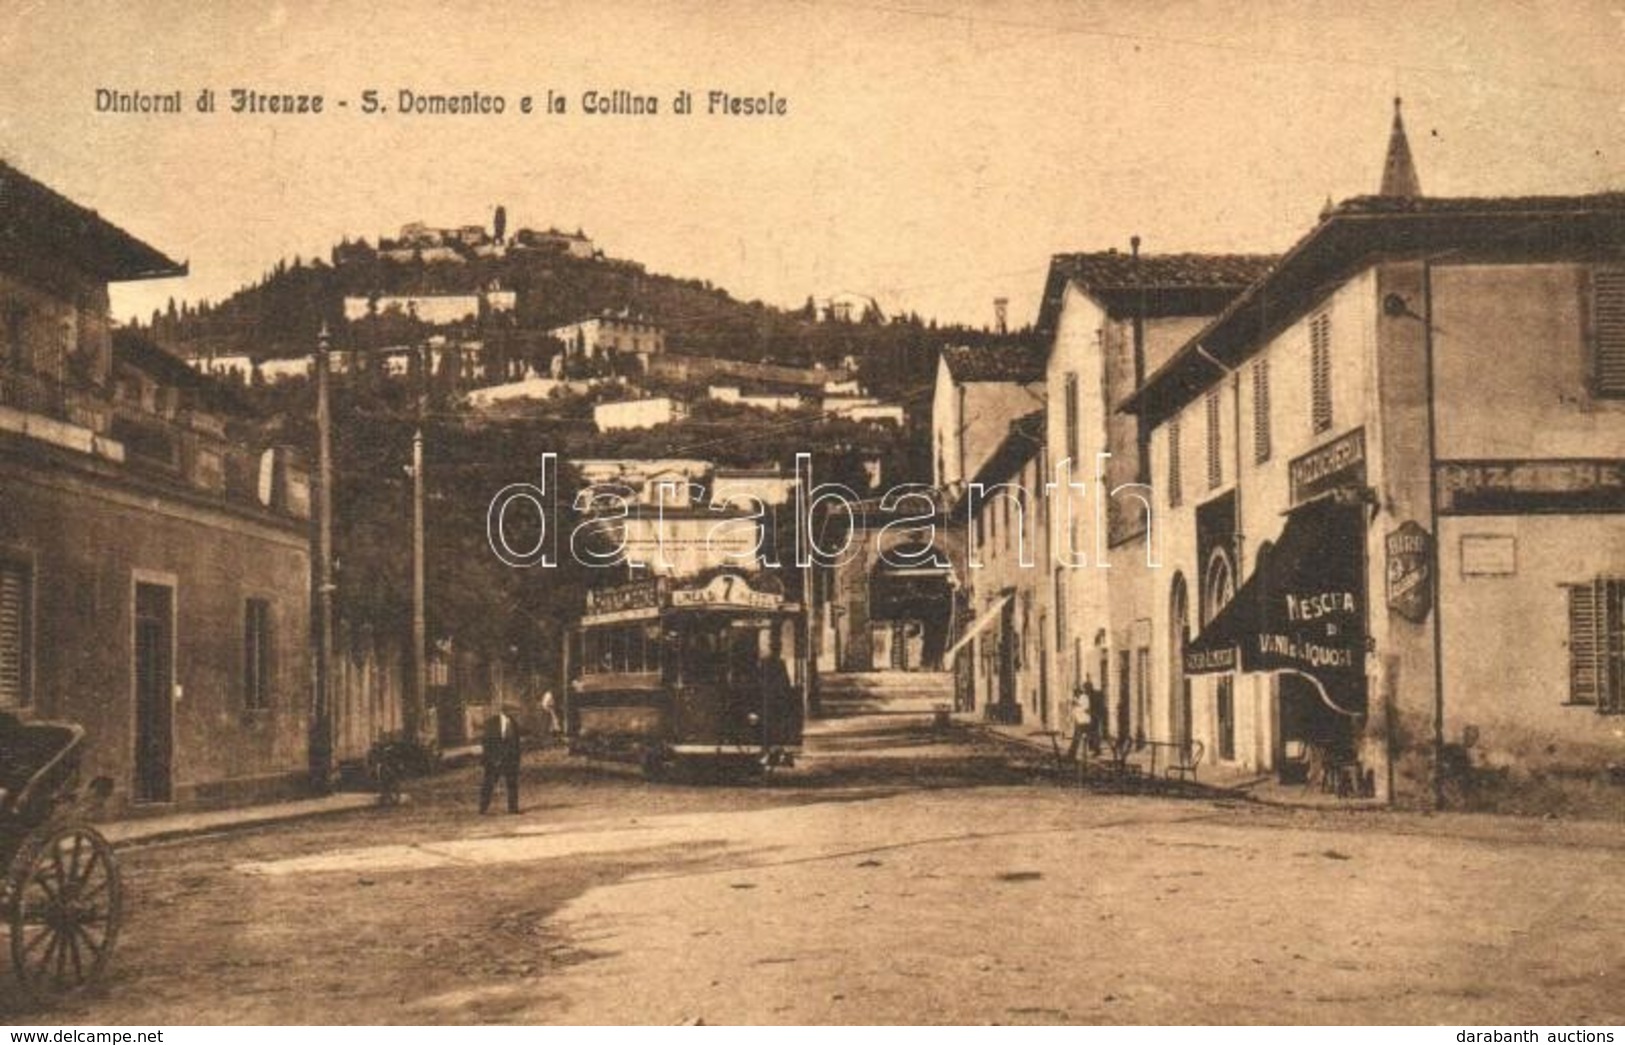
[670,574,782,610]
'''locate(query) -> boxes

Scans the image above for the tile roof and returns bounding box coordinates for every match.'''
[1036,251,1277,333]
[1330,192,1625,216]
[1052,251,1278,292]
[0,160,186,281]
[940,341,1046,383]
[1124,192,1625,422]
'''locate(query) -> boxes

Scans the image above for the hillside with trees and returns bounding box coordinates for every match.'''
[134,222,1038,405]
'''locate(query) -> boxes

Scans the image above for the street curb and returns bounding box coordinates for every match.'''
[969,720,1266,802]
[103,792,386,848]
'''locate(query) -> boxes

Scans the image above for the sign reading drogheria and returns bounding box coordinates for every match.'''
[1289,427,1367,506]
[1385,520,1434,623]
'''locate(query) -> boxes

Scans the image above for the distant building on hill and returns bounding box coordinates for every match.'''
[593,396,688,432]
[513,226,595,259]
[550,311,665,364]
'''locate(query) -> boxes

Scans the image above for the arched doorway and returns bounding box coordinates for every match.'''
[1204,549,1237,762]
[1169,573,1192,750]
[868,541,954,671]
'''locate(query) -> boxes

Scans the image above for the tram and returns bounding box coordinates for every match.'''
[564,572,805,778]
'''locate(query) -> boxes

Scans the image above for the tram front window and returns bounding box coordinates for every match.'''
[681,627,722,684]
[727,628,762,689]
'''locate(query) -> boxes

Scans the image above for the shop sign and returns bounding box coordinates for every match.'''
[585,579,663,616]
[1385,520,1433,623]
[1184,645,1236,674]
[1289,428,1366,505]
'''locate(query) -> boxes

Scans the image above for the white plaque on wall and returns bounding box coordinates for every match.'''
[1460,534,1517,577]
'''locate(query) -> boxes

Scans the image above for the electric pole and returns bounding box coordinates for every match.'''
[312,322,335,790]
[409,334,429,746]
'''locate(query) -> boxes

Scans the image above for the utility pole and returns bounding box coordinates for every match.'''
[411,426,427,745]
[409,329,429,747]
[312,322,336,790]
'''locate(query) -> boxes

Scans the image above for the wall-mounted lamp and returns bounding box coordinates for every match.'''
[1382,293,1423,322]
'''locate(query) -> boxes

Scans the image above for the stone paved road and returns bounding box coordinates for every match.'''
[13,715,1624,1025]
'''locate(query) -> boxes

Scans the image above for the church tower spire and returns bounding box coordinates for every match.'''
[1379,96,1422,198]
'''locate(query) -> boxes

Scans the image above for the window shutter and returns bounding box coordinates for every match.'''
[1167,418,1182,507]
[1604,580,1624,714]
[1253,359,1271,463]
[1205,391,1222,489]
[1064,373,1080,462]
[244,598,271,710]
[0,561,28,707]
[1310,313,1332,434]
[1567,582,1602,706]
[1593,268,1625,398]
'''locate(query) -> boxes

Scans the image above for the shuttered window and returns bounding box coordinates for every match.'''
[1167,418,1182,508]
[1252,359,1272,464]
[1592,268,1625,398]
[244,598,271,710]
[1064,373,1080,462]
[1205,391,1222,489]
[1567,580,1624,713]
[0,559,32,708]
[1310,312,1332,434]
[1053,569,1067,649]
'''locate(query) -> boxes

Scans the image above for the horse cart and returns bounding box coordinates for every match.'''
[0,716,121,1001]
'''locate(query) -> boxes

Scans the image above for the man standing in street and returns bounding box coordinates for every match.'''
[479,704,523,814]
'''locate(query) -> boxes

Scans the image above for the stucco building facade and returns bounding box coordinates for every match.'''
[1,162,314,811]
[1128,189,1625,803]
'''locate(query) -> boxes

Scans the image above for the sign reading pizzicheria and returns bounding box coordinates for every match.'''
[1289,428,1366,505]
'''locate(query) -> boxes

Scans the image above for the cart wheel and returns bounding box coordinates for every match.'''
[8,822,122,999]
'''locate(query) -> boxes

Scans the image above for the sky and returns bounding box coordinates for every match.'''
[3,0,1624,330]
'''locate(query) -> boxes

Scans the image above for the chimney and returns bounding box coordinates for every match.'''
[994,298,1009,335]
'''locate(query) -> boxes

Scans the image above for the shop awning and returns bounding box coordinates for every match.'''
[1184,498,1368,713]
[944,594,1011,662]
[1183,568,1261,675]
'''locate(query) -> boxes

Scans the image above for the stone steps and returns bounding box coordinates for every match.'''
[816,671,955,716]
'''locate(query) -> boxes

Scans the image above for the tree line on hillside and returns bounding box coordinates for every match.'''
[134,240,1039,403]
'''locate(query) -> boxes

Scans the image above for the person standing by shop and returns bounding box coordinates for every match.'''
[1064,680,1096,762]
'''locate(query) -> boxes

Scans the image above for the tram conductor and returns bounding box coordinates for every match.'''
[479,704,524,814]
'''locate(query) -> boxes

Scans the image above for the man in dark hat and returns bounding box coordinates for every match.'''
[479,704,524,814]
